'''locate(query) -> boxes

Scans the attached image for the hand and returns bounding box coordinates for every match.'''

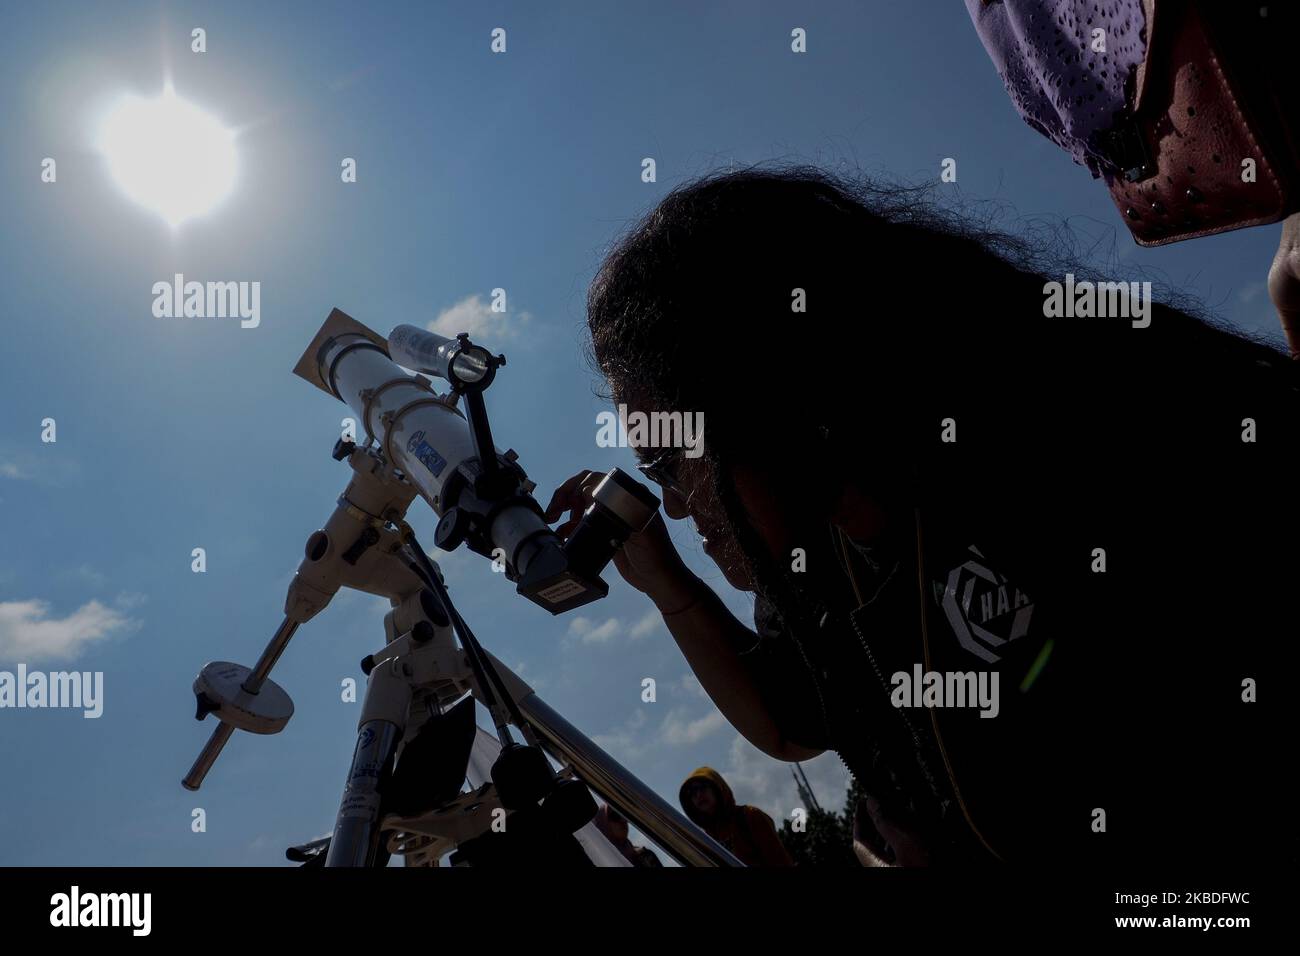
[1269,212,1300,357]
[544,469,697,609]
[854,797,932,868]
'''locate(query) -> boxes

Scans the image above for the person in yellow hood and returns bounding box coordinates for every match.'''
[678,767,793,867]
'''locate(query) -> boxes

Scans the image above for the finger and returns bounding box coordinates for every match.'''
[555,493,599,540]
[543,473,583,521]
[565,501,589,530]
[549,473,602,525]
[544,470,596,521]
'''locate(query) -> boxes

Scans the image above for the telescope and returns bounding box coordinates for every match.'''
[300,310,660,614]
[181,308,741,868]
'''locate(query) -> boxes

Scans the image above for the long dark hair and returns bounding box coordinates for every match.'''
[587,163,1293,596]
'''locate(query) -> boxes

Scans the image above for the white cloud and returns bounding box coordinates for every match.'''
[592,707,649,759]
[0,449,81,486]
[716,734,852,823]
[59,564,106,588]
[565,609,661,646]
[511,659,546,692]
[660,706,727,746]
[428,294,532,344]
[0,598,138,663]
[594,700,727,761]
[628,609,662,641]
[674,673,708,700]
[428,544,472,575]
[566,615,622,645]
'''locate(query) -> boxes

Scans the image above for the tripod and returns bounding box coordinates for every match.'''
[182,440,742,867]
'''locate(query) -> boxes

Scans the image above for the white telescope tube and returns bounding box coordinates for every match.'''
[324,336,478,512]
[294,311,543,562]
[295,309,600,612]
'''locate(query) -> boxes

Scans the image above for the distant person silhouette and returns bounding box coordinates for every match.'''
[678,768,793,867]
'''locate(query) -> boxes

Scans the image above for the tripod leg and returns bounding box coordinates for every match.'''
[481,651,743,867]
[325,658,412,867]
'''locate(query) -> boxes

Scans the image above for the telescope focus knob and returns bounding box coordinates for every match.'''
[434,506,472,552]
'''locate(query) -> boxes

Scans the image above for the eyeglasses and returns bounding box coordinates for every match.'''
[635,448,686,498]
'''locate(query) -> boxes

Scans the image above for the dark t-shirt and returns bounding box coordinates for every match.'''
[746,442,1286,866]
[750,515,1063,863]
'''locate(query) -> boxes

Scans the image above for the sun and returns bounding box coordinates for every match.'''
[97,86,237,227]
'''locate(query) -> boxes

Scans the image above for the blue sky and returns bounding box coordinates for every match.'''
[0,0,1285,865]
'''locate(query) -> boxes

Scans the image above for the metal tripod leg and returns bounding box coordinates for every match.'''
[471,650,743,867]
[515,690,743,867]
[325,654,413,867]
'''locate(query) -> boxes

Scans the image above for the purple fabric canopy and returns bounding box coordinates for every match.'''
[965,0,1147,177]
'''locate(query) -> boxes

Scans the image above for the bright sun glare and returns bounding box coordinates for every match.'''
[98,86,237,227]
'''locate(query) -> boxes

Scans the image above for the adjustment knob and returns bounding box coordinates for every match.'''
[434,507,471,552]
